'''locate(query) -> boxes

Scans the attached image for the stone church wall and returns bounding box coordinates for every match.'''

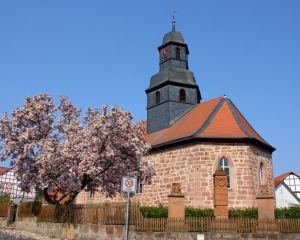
[76,143,274,209]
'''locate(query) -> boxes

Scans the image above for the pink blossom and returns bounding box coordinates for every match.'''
[0,94,154,204]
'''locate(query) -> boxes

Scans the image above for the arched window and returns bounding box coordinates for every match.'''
[179,89,186,103]
[259,162,264,185]
[155,91,160,104]
[218,157,230,188]
[175,47,181,60]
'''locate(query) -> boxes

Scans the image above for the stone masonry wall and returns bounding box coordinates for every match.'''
[135,143,274,208]
[76,142,274,209]
[14,217,300,240]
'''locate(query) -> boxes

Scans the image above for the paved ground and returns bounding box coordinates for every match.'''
[0,228,60,240]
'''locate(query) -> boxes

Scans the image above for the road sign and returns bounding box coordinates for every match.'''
[121,176,137,193]
[121,176,137,240]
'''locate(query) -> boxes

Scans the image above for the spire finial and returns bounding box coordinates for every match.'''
[172,10,176,31]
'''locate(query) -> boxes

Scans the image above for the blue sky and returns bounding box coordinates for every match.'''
[0,1,299,176]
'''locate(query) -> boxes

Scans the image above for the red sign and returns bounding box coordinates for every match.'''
[121,176,137,193]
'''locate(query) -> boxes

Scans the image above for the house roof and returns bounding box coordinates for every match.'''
[0,166,10,175]
[274,171,300,187]
[145,96,275,152]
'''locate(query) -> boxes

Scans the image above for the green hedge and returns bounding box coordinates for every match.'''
[275,207,300,219]
[0,194,10,203]
[140,206,214,218]
[185,208,214,218]
[140,206,300,219]
[229,207,300,219]
[229,208,258,218]
[140,206,168,218]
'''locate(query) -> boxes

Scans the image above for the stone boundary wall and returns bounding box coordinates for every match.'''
[0,217,7,228]
[10,217,300,240]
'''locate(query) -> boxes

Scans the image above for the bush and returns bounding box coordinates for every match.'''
[140,206,300,219]
[185,208,214,218]
[140,206,215,218]
[140,206,168,218]
[0,194,10,203]
[275,207,300,219]
[229,208,258,218]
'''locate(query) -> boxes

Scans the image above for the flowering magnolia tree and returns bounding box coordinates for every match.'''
[0,94,154,205]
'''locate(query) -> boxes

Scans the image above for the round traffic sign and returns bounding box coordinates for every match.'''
[125,178,134,188]
[121,176,137,193]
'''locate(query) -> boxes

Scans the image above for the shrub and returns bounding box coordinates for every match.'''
[275,207,300,219]
[0,194,10,203]
[140,206,168,218]
[229,208,258,218]
[185,208,214,218]
[139,206,300,219]
[140,206,215,218]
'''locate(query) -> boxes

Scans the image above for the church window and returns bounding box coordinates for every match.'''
[179,89,186,103]
[175,47,181,60]
[87,183,94,199]
[155,91,160,104]
[218,158,230,188]
[259,162,264,185]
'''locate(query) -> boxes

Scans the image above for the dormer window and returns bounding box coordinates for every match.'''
[155,91,160,104]
[175,47,181,60]
[179,89,186,103]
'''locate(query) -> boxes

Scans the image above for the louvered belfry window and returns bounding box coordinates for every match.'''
[179,89,186,103]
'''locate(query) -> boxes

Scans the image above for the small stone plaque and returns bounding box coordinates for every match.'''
[197,234,204,240]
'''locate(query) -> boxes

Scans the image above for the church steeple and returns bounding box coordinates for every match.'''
[146,23,202,134]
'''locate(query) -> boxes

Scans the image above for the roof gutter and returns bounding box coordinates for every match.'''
[149,136,276,153]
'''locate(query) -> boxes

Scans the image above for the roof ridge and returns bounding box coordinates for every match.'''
[193,97,225,137]
[281,181,300,204]
[226,98,252,138]
[276,171,300,179]
[159,96,224,129]
[227,99,269,144]
[170,105,197,125]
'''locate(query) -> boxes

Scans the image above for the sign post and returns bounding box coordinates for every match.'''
[121,176,137,240]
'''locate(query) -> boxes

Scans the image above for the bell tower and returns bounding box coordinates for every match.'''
[146,21,202,133]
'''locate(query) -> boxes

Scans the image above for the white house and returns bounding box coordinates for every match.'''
[274,171,300,208]
[0,166,35,203]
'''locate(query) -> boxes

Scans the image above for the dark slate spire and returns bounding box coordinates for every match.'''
[146,23,202,134]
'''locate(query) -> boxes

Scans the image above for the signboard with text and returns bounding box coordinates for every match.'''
[121,176,137,193]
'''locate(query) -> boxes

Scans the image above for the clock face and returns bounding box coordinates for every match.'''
[160,47,169,62]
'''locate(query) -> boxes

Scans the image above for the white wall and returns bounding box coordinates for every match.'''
[275,183,300,208]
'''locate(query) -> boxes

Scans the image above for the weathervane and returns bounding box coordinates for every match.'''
[172,10,176,31]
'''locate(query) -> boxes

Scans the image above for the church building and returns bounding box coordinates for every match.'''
[77,23,276,209]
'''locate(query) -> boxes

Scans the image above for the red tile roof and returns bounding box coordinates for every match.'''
[0,166,10,175]
[274,172,300,187]
[145,96,274,152]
